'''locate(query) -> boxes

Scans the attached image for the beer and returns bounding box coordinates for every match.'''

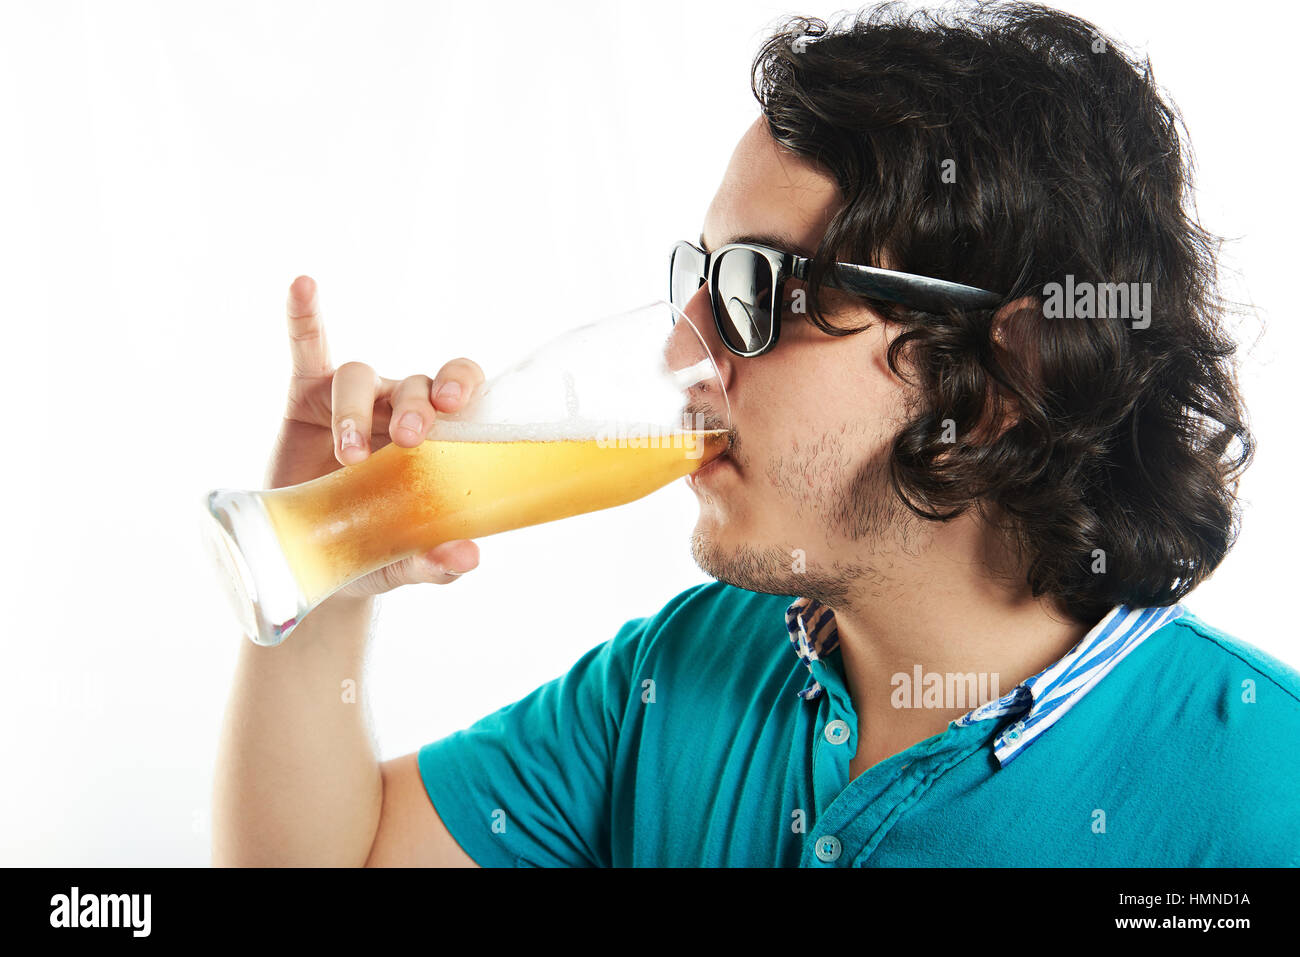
[202,299,733,646]
[258,425,729,605]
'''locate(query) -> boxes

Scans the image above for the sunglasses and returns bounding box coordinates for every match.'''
[670,238,1004,357]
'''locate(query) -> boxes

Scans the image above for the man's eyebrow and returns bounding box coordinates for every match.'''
[699,231,814,258]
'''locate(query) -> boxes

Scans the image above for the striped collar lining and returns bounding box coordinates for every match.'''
[784,598,1184,767]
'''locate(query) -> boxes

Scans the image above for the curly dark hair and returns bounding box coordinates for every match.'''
[751,1,1254,623]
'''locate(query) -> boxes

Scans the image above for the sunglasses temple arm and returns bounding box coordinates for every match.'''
[793,257,1003,310]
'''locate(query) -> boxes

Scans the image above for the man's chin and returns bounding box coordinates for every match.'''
[689,529,804,597]
[689,526,872,607]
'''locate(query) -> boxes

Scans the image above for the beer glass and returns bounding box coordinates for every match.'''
[201,300,731,647]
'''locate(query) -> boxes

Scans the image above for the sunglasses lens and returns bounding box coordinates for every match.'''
[670,244,705,316]
[713,248,774,355]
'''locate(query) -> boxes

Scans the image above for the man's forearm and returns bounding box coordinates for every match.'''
[212,594,380,866]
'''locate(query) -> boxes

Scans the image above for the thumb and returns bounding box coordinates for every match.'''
[370,554,468,593]
[333,551,472,599]
[381,540,480,590]
[407,549,475,586]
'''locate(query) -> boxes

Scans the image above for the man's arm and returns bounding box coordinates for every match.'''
[210,276,487,866]
[211,593,476,867]
[365,752,478,867]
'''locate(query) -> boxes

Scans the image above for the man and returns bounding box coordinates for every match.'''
[213,3,1300,867]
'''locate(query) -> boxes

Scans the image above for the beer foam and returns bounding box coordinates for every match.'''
[426,417,718,443]
[427,417,625,443]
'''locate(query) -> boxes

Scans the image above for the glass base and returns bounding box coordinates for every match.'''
[201,489,307,647]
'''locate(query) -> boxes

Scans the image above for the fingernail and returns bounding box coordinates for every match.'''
[434,381,462,408]
[445,568,464,576]
[398,411,423,438]
[340,419,363,449]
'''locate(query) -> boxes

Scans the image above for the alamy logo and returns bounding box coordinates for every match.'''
[595,411,712,459]
[891,666,1001,710]
[49,886,151,937]
[1041,274,1152,329]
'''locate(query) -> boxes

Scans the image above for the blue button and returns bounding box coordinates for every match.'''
[814,835,842,862]
[823,719,851,745]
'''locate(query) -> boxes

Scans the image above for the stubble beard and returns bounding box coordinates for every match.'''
[690,433,929,609]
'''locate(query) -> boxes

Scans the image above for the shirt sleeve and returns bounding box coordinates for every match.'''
[416,614,649,867]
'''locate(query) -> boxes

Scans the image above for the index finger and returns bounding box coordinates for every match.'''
[286,275,331,378]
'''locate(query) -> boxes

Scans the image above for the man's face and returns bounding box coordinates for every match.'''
[683,116,928,604]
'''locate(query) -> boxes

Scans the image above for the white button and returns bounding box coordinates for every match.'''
[823,719,851,745]
[1005,720,1025,742]
[814,835,842,862]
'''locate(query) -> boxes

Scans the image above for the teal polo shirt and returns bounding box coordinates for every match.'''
[416,581,1300,866]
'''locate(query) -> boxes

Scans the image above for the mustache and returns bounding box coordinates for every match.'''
[684,404,738,456]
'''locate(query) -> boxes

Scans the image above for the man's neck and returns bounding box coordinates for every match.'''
[825,516,1093,779]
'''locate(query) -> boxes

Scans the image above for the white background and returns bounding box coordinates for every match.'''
[1,0,1295,865]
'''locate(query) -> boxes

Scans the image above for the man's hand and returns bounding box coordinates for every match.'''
[266,275,485,596]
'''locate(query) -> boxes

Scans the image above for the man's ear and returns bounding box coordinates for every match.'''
[980,295,1040,442]
[991,295,1038,350]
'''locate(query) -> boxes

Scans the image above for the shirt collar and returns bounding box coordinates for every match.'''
[783,597,1184,768]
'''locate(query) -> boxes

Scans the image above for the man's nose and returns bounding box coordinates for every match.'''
[680,281,733,379]
[667,283,733,415]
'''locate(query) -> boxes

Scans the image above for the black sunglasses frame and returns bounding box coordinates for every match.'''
[670,239,1005,358]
